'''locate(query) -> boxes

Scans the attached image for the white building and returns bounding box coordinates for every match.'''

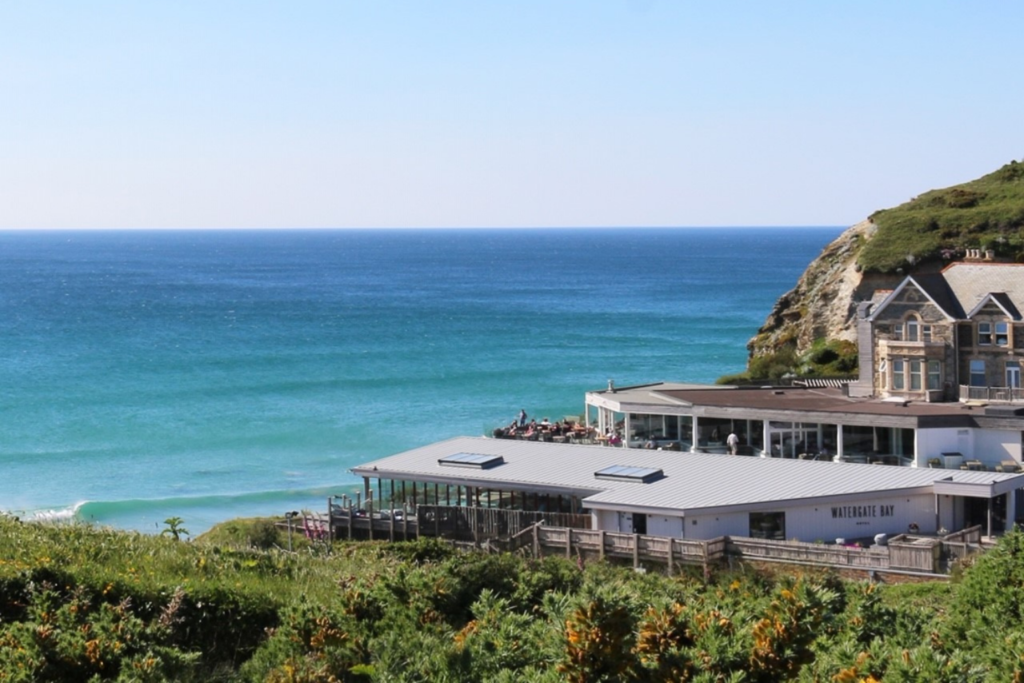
[351,436,1024,541]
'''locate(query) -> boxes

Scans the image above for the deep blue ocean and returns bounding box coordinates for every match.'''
[0,228,841,533]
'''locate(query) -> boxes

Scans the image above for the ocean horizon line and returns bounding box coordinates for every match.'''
[0,224,847,233]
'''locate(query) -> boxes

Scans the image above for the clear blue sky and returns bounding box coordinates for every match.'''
[2,1,1021,229]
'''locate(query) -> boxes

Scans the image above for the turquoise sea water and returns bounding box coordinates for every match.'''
[0,228,841,533]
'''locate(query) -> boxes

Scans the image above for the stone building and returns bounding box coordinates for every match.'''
[852,262,1024,402]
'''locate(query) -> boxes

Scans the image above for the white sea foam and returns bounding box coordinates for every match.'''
[11,501,87,523]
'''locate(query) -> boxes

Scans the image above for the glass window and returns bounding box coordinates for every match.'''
[892,324,903,341]
[922,325,932,342]
[892,359,905,390]
[906,319,919,342]
[910,360,922,390]
[996,321,1009,346]
[749,512,786,540]
[928,361,942,390]
[979,322,993,345]
[970,360,986,387]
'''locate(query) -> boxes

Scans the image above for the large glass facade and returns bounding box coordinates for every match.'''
[840,425,915,463]
[766,422,837,459]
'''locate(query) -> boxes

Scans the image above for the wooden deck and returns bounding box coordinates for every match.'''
[327,500,986,576]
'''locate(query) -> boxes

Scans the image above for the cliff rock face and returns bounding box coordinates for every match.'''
[747,220,902,360]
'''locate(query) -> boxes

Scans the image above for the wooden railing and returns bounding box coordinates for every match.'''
[328,501,984,575]
[726,537,890,570]
[960,384,1024,402]
[518,525,723,572]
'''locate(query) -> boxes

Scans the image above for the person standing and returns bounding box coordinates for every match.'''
[518,409,527,427]
[727,431,740,455]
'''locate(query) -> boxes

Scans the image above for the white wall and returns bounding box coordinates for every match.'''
[783,495,936,542]
[916,427,972,465]
[974,429,1020,467]
[593,509,615,531]
[681,512,749,539]
[591,493,941,541]
[937,494,959,532]
[647,514,684,538]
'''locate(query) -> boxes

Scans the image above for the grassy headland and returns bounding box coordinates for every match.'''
[3,514,1024,681]
[860,159,1024,273]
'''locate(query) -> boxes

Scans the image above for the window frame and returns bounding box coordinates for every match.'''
[909,359,923,391]
[978,322,993,346]
[927,360,942,390]
[892,359,905,390]
[996,321,1009,346]
[906,318,920,342]
[1007,363,1021,389]
[970,359,987,387]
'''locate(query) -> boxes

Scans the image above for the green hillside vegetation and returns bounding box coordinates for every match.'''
[860,159,1024,274]
[719,338,858,384]
[4,514,1024,681]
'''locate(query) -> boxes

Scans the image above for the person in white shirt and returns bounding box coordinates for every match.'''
[726,431,740,455]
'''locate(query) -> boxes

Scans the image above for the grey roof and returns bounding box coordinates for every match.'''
[968,292,1022,320]
[351,436,1023,516]
[942,263,1024,318]
[586,382,733,410]
[592,385,984,428]
[911,273,963,318]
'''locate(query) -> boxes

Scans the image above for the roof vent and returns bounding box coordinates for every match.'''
[594,465,664,484]
[438,453,505,469]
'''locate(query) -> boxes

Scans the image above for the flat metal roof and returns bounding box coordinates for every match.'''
[351,437,1024,516]
[587,384,992,428]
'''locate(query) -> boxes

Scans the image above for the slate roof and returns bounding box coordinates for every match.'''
[911,273,963,318]
[941,262,1024,318]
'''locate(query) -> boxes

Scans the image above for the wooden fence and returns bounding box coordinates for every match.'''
[499,524,723,573]
[726,537,891,570]
[328,500,985,576]
[504,524,984,576]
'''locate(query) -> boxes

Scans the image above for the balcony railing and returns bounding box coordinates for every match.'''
[960,385,1024,403]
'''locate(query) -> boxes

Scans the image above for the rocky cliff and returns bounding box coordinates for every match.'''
[747,220,892,361]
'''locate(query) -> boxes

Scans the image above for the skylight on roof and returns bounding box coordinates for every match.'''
[438,452,505,469]
[594,465,664,483]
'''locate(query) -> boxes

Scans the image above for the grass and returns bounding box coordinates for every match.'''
[860,159,1024,273]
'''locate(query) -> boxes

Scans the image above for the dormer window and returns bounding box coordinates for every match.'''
[996,321,1009,346]
[979,322,992,346]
